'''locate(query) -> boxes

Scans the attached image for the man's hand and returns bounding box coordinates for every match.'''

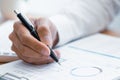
[9,18,60,65]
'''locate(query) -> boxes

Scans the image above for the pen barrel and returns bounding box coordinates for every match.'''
[17,13,33,31]
[48,46,59,62]
[31,30,40,41]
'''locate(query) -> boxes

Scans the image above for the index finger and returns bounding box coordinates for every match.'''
[13,22,50,56]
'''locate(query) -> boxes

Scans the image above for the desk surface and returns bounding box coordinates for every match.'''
[102,30,120,37]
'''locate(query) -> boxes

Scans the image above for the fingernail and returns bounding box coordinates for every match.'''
[44,36,52,47]
[41,48,49,56]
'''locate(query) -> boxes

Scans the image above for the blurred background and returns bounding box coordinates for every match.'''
[0,0,69,19]
[0,0,69,56]
[0,0,120,34]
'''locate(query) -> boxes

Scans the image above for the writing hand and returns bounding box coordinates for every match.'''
[9,18,60,65]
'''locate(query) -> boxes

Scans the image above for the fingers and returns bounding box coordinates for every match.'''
[36,18,53,47]
[11,42,60,65]
[9,32,42,58]
[12,22,50,56]
[11,44,54,65]
[9,19,60,65]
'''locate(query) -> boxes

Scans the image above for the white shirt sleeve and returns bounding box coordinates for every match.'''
[49,0,120,46]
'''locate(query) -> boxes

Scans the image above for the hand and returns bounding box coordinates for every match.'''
[9,18,60,65]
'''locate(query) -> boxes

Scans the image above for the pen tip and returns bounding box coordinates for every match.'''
[58,62,61,65]
[14,10,18,14]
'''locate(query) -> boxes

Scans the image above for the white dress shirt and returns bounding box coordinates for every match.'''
[48,0,120,46]
[1,0,120,46]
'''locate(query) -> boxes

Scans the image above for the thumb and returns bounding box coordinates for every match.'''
[35,19,53,47]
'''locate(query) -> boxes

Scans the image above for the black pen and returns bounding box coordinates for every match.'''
[14,10,60,65]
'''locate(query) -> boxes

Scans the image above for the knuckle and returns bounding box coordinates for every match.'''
[37,25,49,33]
[9,32,13,40]
[9,32,16,42]
[20,34,29,45]
[13,22,19,29]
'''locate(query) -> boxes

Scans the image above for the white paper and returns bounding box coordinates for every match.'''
[0,34,120,80]
[69,33,120,59]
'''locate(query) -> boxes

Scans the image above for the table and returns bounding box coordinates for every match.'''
[102,30,120,37]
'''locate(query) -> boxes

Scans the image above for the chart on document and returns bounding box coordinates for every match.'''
[0,34,120,80]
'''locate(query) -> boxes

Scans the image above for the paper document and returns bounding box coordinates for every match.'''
[69,33,120,59]
[0,34,120,80]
